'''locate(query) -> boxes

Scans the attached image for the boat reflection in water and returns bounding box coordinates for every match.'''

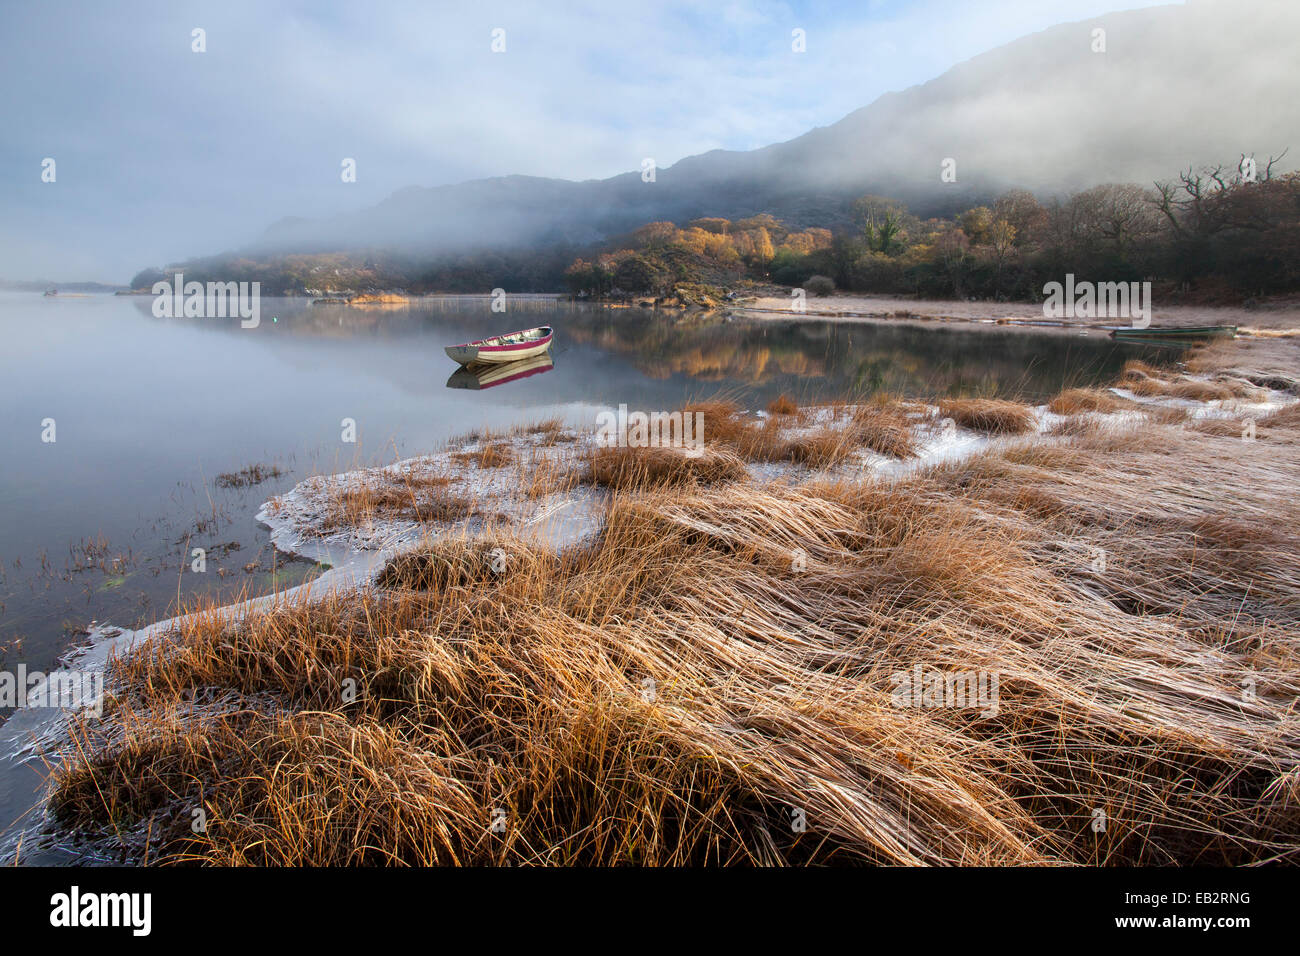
[446,350,555,390]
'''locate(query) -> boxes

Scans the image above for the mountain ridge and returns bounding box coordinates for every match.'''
[232,1,1297,262]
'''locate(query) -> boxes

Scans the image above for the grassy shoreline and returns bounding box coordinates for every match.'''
[41,339,1300,866]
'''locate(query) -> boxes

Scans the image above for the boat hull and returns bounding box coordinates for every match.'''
[444,326,554,364]
[1110,325,1237,341]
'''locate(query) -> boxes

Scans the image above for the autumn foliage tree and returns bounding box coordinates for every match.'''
[554,155,1297,304]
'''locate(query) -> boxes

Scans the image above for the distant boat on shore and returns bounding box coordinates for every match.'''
[1109,325,1237,342]
[444,325,553,365]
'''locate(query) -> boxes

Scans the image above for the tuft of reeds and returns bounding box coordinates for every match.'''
[1120,361,1265,402]
[683,398,915,465]
[1121,359,1163,378]
[851,405,917,458]
[519,449,582,499]
[515,417,575,444]
[377,535,554,590]
[1123,374,1168,397]
[1264,403,1300,429]
[1143,404,1192,425]
[319,466,474,530]
[776,426,863,469]
[1048,387,1124,415]
[766,394,800,416]
[1169,380,1236,401]
[938,398,1037,434]
[452,442,515,469]
[583,445,749,490]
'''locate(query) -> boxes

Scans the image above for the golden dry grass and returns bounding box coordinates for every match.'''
[1264,404,1300,429]
[683,398,915,465]
[1047,387,1124,415]
[1169,380,1237,401]
[938,398,1037,434]
[1121,359,1163,378]
[680,400,772,458]
[1120,360,1267,402]
[515,417,573,444]
[583,445,749,490]
[1144,404,1193,425]
[319,467,475,531]
[766,394,800,416]
[1190,419,1251,439]
[45,337,1300,867]
[50,405,1300,867]
[518,449,582,499]
[452,442,515,469]
[1122,374,1168,397]
[774,426,863,469]
[1187,337,1300,391]
[850,405,917,458]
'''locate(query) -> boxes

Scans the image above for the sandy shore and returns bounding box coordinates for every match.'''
[737,293,1300,334]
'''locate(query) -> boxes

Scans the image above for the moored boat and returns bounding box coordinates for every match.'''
[1109,325,1236,341]
[444,325,553,365]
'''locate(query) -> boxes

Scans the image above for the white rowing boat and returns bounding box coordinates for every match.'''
[444,325,553,365]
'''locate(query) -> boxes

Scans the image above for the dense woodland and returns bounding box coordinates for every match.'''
[134,157,1300,305]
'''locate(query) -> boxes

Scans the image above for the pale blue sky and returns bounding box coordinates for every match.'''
[0,0,1175,281]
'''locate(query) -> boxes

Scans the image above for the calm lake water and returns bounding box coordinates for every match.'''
[0,292,1167,680]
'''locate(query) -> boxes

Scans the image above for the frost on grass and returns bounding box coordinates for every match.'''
[261,380,1298,556]
[50,404,1300,866]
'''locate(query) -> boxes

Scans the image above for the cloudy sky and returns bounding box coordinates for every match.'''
[0,0,1173,282]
